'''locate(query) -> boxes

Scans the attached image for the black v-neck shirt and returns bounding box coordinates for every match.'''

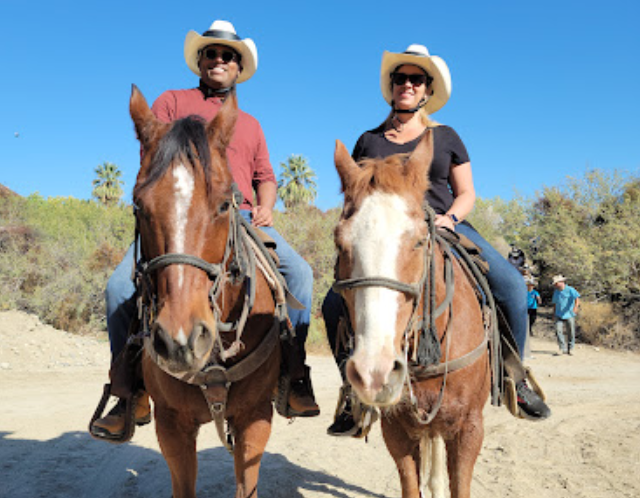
[351,124,470,214]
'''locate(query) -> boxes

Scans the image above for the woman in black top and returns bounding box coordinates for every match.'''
[323,44,550,436]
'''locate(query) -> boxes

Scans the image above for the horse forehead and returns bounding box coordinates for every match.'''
[347,191,414,252]
[172,163,195,199]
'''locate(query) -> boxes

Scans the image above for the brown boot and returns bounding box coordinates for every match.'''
[91,392,151,440]
[287,366,320,417]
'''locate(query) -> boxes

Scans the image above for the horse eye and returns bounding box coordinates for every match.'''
[218,200,230,214]
[133,202,148,220]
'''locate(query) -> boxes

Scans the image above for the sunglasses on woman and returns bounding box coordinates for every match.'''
[391,72,432,87]
[202,47,240,64]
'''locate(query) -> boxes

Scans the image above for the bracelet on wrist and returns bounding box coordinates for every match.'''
[446,213,460,225]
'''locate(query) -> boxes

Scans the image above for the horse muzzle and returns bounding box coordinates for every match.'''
[345,352,407,407]
[150,321,215,374]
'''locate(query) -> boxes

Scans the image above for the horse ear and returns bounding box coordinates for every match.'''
[334,140,360,193]
[405,129,434,193]
[130,84,160,149]
[207,90,238,153]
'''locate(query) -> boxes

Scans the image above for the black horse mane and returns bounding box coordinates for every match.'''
[134,116,215,198]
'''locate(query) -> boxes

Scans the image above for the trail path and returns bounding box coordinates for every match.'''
[1,309,639,497]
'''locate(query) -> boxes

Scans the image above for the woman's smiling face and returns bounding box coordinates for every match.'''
[391,64,429,110]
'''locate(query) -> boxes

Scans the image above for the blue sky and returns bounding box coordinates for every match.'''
[1,0,639,211]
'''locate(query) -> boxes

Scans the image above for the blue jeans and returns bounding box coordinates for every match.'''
[106,209,313,362]
[321,222,528,374]
[456,223,528,357]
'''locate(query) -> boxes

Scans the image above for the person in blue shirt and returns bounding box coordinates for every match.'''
[551,275,581,355]
[526,278,542,336]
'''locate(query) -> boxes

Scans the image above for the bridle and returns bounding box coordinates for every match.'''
[132,183,290,452]
[331,206,490,424]
[332,206,451,367]
[133,185,256,352]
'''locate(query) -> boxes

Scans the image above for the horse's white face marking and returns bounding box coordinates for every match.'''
[175,327,188,346]
[172,164,194,288]
[346,191,414,364]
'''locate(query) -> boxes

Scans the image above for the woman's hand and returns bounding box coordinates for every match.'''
[434,214,456,231]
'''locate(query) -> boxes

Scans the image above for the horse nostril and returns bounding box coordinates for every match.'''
[392,359,405,373]
[152,324,170,359]
[389,357,408,387]
[189,323,214,360]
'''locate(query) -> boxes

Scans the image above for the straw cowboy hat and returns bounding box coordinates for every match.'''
[380,44,452,115]
[184,20,258,84]
[552,274,567,285]
[525,277,537,286]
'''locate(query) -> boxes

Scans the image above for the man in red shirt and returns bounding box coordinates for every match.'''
[91,20,318,440]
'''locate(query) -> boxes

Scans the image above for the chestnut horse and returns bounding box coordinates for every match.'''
[332,132,491,498]
[129,86,282,498]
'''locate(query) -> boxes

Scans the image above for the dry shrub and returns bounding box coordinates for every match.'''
[578,301,637,349]
[88,243,126,272]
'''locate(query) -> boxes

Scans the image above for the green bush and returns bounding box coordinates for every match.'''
[0,194,134,333]
[2,166,639,352]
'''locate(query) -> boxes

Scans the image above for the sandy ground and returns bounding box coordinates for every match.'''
[1,309,639,498]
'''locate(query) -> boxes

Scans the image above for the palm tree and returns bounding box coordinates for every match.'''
[277,155,317,211]
[92,162,124,206]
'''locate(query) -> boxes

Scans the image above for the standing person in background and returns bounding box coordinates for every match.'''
[526,277,542,336]
[551,274,581,355]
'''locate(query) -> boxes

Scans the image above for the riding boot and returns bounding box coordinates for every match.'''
[282,341,320,417]
[90,391,152,440]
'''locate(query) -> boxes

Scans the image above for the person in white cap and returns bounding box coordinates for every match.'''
[551,275,580,355]
[91,20,318,441]
[323,44,550,436]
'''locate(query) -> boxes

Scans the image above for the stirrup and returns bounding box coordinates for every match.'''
[89,384,139,444]
[502,367,547,420]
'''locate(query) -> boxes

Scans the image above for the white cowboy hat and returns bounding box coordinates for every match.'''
[552,274,567,285]
[380,44,452,115]
[525,277,537,286]
[184,20,258,84]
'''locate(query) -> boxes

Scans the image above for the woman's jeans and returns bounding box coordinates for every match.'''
[456,223,528,357]
[322,222,528,379]
[106,209,313,363]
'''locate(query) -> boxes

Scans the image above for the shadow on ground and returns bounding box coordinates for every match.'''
[0,431,387,498]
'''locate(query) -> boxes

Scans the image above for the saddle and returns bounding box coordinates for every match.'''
[434,227,547,419]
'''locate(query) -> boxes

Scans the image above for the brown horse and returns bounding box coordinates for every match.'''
[332,132,491,498]
[129,86,281,498]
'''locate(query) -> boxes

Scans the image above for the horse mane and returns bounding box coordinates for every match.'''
[346,154,430,207]
[134,116,227,200]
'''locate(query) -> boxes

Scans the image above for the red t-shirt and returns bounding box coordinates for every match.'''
[151,88,276,210]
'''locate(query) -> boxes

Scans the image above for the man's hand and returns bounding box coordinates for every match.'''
[252,205,273,227]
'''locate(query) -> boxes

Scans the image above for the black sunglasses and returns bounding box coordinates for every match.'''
[202,47,240,64]
[391,72,432,87]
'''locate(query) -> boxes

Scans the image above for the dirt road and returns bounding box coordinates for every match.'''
[1,309,639,497]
